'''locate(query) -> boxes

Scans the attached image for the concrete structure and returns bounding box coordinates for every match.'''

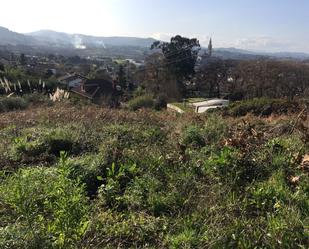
[192,99,229,113]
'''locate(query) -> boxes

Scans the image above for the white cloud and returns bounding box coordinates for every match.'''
[232,36,308,53]
[148,33,309,53]
[151,33,173,42]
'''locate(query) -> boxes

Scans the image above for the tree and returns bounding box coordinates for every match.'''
[137,52,181,100]
[19,53,27,65]
[117,64,127,90]
[233,59,309,99]
[151,35,200,97]
[45,69,54,78]
[197,58,228,98]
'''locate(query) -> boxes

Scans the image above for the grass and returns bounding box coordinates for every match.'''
[0,98,308,248]
[186,97,208,103]
[170,102,195,113]
[127,94,154,111]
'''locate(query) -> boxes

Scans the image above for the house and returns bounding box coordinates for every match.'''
[58,73,88,88]
[71,79,116,101]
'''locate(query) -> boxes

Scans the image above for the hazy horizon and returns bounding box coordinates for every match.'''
[1,0,308,53]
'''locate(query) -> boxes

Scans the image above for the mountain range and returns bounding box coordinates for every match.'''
[0,26,308,60]
[0,26,156,49]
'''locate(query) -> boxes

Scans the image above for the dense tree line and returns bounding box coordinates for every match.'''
[136,35,309,101]
[197,59,309,100]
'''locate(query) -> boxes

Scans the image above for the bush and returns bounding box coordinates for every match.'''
[67,154,107,197]
[128,95,154,111]
[203,114,228,144]
[10,126,98,162]
[181,114,227,147]
[0,153,89,248]
[154,94,167,110]
[23,93,52,105]
[229,98,300,117]
[181,126,205,147]
[0,97,28,112]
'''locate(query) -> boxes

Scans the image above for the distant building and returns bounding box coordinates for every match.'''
[71,79,115,101]
[125,59,144,67]
[58,73,88,88]
[49,69,57,75]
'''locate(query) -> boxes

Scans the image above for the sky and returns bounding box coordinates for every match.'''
[0,0,308,52]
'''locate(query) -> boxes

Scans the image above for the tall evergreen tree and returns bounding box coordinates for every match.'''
[19,53,27,65]
[151,35,200,97]
[117,65,127,90]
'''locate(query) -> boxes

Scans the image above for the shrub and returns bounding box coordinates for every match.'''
[204,146,270,189]
[128,95,154,111]
[10,126,97,162]
[181,114,227,147]
[229,98,300,117]
[23,93,53,105]
[0,97,28,112]
[203,114,228,144]
[98,162,140,209]
[154,94,167,110]
[0,152,89,248]
[67,154,108,197]
[247,171,290,214]
[99,124,166,168]
[181,126,205,147]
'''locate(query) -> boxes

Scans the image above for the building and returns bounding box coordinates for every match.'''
[71,79,116,101]
[58,73,88,88]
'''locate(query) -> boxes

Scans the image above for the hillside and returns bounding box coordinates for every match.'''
[0,26,156,59]
[0,26,37,46]
[0,26,156,50]
[27,30,157,48]
[0,96,308,248]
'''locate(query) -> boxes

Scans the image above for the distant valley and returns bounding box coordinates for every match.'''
[0,26,309,60]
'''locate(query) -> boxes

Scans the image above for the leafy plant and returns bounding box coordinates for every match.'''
[0,152,89,248]
[128,94,154,111]
[0,97,28,113]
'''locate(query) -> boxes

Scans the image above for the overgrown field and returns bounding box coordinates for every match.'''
[0,100,308,248]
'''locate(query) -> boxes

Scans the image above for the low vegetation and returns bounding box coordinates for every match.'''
[127,94,154,111]
[0,96,29,112]
[0,98,308,248]
[227,98,308,117]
